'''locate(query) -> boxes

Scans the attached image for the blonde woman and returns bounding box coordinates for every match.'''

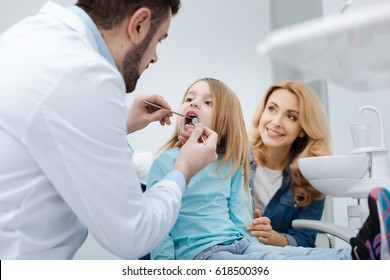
[147,78,390,260]
[247,81,332,247]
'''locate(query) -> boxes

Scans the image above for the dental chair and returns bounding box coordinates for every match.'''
[293,219,356,248]
[132,149,155,192]
[292,194,357,248]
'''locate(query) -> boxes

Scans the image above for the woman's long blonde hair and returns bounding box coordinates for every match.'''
[250,81,332,207]
[160,77,250,191]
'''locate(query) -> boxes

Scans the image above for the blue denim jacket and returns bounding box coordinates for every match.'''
[249,149,325,247]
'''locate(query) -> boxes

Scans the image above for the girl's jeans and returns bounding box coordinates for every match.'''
[194,238,351,260]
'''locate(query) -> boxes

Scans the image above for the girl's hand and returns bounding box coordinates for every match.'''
[247,209,273,244]
[247,209,289,246]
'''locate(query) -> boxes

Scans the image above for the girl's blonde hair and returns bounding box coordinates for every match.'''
[160,77,250,190]
[250,80,332,208]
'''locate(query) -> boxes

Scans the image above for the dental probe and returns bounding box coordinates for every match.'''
[143,100,206,145]
[144,100,192,120]
[191,117,207,145]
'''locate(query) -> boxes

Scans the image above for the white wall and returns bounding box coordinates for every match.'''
[0,0,76,32]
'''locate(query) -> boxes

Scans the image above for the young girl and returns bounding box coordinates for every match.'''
[147,77,253,259]
[246,81,331,247]
[146,77,390,260]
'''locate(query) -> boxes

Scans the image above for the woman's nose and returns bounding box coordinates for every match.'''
[271,116,282,127]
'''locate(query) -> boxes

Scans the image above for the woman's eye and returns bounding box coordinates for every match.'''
[288,114,297,121]
[268,106,275,112]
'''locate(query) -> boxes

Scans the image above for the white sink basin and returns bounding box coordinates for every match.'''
[307,178,390,198]
[298,155,374,197]
[298,155,370,181]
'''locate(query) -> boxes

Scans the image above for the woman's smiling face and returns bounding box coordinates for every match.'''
[258,88,305,151]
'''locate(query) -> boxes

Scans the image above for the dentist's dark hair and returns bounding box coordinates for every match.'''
[76,0,181,31]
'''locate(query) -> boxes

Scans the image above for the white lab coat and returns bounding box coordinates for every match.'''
[0,1,183,259]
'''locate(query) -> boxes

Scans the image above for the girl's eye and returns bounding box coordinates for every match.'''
[205,101,213,106]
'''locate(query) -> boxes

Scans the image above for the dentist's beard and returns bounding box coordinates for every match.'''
[123,30,154,93]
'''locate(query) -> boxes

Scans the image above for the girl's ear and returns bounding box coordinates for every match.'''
[126,8,152,45]
[299,130,305,138]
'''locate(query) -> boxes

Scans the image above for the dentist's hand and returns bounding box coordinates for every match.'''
[127,94,173,133]
[173,123,218,183]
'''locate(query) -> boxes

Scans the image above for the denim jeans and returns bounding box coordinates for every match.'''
[194,238,351,260]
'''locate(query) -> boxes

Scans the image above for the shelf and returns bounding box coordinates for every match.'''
[257,2,390,91]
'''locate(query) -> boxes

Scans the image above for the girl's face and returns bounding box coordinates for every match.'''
[258,89,305,151]
[178,80,213,130]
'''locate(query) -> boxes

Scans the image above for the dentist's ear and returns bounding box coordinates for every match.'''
[127,8,152,44]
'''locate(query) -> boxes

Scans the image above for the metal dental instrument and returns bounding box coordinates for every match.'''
[144,100,192,120]
[191,117,207,145]
[144,100,206,145]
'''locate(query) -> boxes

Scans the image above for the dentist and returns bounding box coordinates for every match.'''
[0,0,217,259]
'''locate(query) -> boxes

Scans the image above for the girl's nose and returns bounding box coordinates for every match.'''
[190,101,199,108]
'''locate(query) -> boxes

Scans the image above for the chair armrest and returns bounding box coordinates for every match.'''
[292,219,357,244]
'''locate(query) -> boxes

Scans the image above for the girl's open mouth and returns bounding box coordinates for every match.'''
[185,112,198,125]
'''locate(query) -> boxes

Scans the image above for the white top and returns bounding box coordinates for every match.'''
[252,165,283,212]
[0,1,184,259]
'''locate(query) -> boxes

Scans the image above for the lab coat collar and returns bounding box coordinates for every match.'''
[67,5,117,68]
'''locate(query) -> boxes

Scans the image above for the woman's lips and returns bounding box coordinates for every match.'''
[266,127,284,137]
